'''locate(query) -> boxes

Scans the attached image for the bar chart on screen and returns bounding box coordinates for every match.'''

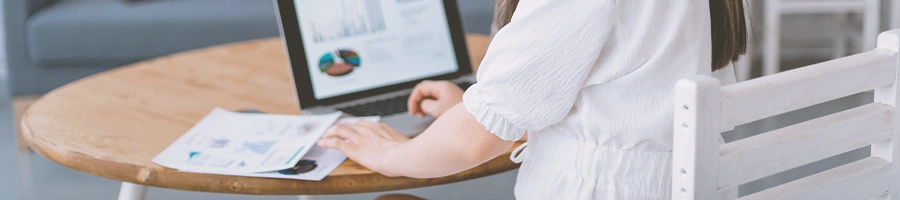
[309,0,387,43]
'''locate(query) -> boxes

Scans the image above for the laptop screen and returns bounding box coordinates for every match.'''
[293,0,461,99]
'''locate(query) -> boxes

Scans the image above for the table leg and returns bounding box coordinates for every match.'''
[118,182,147,200]
[297,195,318,200]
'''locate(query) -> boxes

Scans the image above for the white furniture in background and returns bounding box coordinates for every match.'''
[726,0,765,81]
[734,0,753,82]
[893,0,900,30]
[761,0,880,77]
[673,29,900,199]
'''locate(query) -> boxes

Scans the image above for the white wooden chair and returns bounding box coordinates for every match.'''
[673,29,900,200]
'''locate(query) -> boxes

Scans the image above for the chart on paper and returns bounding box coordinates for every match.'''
[151,108,344,173]
[308,0,387,42]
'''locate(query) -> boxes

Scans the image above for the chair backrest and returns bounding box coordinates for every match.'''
[672,29,900,200]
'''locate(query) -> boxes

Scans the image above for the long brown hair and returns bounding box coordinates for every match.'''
[491,0,747,71]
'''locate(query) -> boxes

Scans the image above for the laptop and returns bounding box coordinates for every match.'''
[273,0,475,136]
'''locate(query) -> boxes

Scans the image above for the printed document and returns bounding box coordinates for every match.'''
[152,107,344,173]
[175,117,379,181]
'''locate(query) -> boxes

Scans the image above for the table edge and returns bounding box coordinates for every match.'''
[22,115,520,194]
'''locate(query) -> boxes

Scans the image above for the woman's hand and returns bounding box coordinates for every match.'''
[320,104,513,178]
[408,80,464,118]
[317,120,410,176]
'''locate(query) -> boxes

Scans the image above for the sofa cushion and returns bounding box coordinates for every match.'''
[26,0,280,68]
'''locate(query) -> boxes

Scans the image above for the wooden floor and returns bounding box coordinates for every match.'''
[13,95,39,152]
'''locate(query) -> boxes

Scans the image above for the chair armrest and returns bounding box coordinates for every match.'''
[3,0,54,49]
[4,0,53,15]
[3,0,54,95]
[26,0,53,14]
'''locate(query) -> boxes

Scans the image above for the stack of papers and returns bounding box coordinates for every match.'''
[152,107,376,181]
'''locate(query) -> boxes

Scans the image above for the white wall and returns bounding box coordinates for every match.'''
[0,0,6,81]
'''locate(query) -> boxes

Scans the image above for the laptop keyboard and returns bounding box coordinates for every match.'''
[337,82,473,116]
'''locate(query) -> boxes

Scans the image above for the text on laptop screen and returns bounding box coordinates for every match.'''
[295,0,460,99]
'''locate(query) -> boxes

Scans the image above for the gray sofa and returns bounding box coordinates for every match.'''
[4,0,494,96]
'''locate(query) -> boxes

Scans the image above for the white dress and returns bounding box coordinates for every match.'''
[462,0,737,199]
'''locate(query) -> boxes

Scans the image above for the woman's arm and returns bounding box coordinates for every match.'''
[384,103,514,177]
[320,0,615,178]
[320,80,521,178]
[319,103,514,178]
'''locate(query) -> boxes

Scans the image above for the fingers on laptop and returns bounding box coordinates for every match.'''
[409,80,457,117]
[419,99,440,116]
[408,81,437,117]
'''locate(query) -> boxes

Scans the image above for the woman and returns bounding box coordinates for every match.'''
[319,0,746,199]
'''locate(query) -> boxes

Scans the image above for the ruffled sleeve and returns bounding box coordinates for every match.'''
[463,0,617,141]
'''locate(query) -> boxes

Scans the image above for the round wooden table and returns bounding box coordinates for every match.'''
[20,34,523,199]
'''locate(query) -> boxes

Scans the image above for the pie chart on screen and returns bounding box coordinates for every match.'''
[318,49,361,77]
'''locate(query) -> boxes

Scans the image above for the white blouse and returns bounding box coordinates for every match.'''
[462,0,737,199]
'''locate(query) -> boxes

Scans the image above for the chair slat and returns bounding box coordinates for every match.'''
[738,157,891,200]
[718,103,894,187]
[720,50,896,131]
